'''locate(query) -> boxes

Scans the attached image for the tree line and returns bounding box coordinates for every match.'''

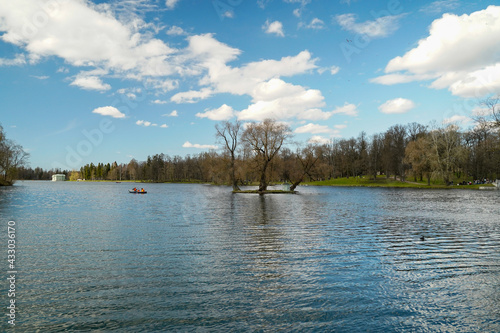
[14,96,500,187]
[17,121,500,187]
[0,124,29,186]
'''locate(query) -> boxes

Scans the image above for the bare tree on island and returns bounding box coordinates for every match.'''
[215,120,242,191]
[241,119,292,192]
[286,144,321,192]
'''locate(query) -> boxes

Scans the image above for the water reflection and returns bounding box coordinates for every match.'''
[1,182,499,331]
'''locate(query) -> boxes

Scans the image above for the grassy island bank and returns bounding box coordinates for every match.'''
[233,189,297,194]
[304,176,496,190]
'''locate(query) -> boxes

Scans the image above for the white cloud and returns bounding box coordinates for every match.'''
[378,98,416,114]
[331,103,359,116]
[263,20,285,37]
[152,99,167,104]
[144,78,178,93]
[0,54,26,66]
[92,106,125,118]
[163,110,178,117]
[0,0,176,89]
[173,34,323,122]
[330,66,340,75]
[420,0,459,14]
[295,123,332,134]
[335,13,404,38]
[196,104,235,121]
[160,124,168,128]
[308,135,331,145]
[222,10,234,19]
[165,0,179,10]
[171,88,214,104]
[31,75,49,80]
[182,141,218,149]
[238,79,326,121]
[443,115,472,124]
[373,6,500,98]
[136,120,154,126]
[70,75,111,91]
[302,18,325,30]
[471,106,493,117]
[166,25,185,36]
[0,1,350,127]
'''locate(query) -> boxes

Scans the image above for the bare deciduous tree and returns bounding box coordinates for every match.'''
[241,119,292,192]
[215,120,242,191]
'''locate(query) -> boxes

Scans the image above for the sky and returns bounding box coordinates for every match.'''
[1,0,499,170]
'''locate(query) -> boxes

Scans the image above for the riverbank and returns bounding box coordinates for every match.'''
[304,176,497,190]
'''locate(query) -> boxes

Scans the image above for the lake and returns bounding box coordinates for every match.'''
[1,181,499,332]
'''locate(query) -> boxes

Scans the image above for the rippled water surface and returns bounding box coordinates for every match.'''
[1,181,499,332]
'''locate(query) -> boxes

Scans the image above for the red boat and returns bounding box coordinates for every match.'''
[129,189,147,194]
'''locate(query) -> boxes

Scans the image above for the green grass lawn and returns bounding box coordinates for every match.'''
[305,176,495,189]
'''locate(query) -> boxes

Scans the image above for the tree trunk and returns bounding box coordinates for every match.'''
[258,160,269,192]
[230,155,240,191]
[289,178,302,192]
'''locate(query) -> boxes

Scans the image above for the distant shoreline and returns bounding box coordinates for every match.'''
[15,179,497,190]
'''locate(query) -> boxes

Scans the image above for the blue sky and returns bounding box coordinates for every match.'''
[1,0,498,170]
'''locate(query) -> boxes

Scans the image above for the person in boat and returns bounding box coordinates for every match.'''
[141,188,145,192]
[133,187,137,192]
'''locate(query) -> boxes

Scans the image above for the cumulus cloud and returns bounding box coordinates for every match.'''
[172,34,324,122]
[443,115,472,124]
[331,103,359,116]
[263,20,285,37]
[372,6,500,98]
[238,79,326,121]
[171,88,214,104]
[163,110,178,117]
[0,54,26,66]
[71,75,111,91]
[378,98,416,114]
[196,104,235,121]
[166,25,186,36]
[0,2,353,125]
[165,0,179,10]
[182,141,218,149]
[0,0,176,89]
[92,106,125,118]
[335,13,404,38]
[136,120,153,126]
[308,135,332,145]
[301,18,325,30]
[330,66,340,75]
[295,123,332,134]
[152,99,168,104]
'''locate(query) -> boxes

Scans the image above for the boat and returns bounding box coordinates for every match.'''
[129,189,147,194]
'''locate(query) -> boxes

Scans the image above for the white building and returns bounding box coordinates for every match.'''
[52,174,66,181]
